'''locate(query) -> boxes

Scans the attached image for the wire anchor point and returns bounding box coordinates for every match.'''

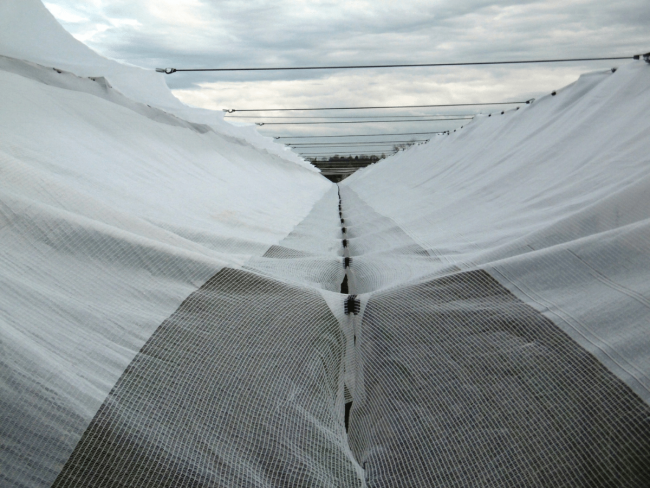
[633,52,650,63]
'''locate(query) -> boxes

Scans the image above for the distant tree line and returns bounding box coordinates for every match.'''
[306,139,421,163]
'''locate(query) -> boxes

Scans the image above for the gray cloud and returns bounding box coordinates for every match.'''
[43,0,649,150]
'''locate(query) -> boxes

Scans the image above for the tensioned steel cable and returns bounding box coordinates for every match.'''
[274,132,447,139]
[296,153,397,157]
[224,101,532,112]
[225,114,476,119]
[298,153,395,158]
[157,54,639,74]
[292,143,404,146]
[289,144,425,147]
[295,150,397,153]
[305,157,391,159]
[290,146,420,149]
[293,145,407,150]
[257,117,472,126]
[288,140,429,146]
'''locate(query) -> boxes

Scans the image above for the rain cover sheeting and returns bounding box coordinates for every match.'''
[1,1,650,487]
[340,61,650,486]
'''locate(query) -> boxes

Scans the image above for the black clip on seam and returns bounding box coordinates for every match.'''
[344,295,360,315]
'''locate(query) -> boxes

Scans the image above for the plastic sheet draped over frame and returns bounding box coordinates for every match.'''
[341,61,650,404]
[347,269,650,487]
[0,2,346,485]
[3,1,650,486]
[51,268,360,488]
[335,60,650,485]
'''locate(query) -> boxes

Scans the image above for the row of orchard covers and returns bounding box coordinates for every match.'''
[2,0,650,486]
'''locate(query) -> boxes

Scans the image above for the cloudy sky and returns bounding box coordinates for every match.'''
[43,0,648,157]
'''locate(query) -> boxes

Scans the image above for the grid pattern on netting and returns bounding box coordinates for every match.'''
[348,268,650,487]
[0,357,88,488]
[52,267,361,488]
[0,178,227,488]
[338,186,450,294]
[244,186,345,292]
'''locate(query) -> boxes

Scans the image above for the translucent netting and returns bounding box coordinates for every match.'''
[348,269,650,487]
[0,182,223,486]
[339,186,455,294]
[341,62,650,404]
[3,4,650,486]
[244,186,346,292]
[52,268,360,488]
[0,31,340,486]
[336,61,650,485]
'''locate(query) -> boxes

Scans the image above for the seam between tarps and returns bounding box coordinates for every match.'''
[338,184,368,487]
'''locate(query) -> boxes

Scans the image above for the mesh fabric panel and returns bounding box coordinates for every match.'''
[244,186,345,291]
[52,268,360,487]
[339,186,446,295]
[3,18,650,486]
[349,269,650,487]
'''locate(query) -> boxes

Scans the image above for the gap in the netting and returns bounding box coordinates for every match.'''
[341,272,352,433]
[345,401,353,432]
[340,274,349,294]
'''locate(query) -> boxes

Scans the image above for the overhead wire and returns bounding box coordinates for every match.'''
[295,150,397,154]
[274,132,447,139]
[292,146,407,150]
[184,52,648,165]
[225,114,477,119]
[288,140,428,146]
[224,101,532,112]
[298,152,396,158]
[298,153,395,157]
[256,117,472,126]
[293,145,402,148]
[289,139,430,143]
[157,54,637,74]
